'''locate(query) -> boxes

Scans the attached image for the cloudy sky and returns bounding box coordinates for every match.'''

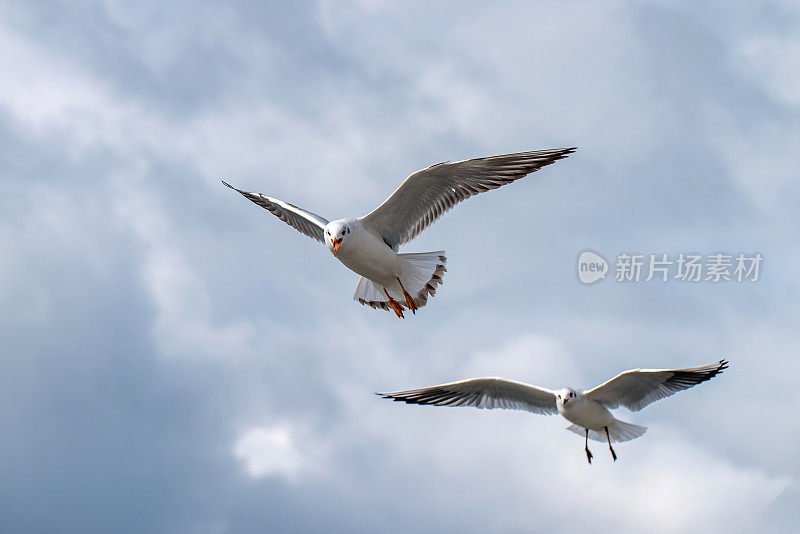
[2,0,799,532]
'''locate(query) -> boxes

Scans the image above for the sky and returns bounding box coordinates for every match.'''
[1,0,799,532]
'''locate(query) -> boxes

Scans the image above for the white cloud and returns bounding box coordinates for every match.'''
[736,35,800,107]
[317,0,656,166]
[465,333,579,385]
[0,18,358,362]
[0,15,376,210]
[234,424,318,482]
[113,178,262,361]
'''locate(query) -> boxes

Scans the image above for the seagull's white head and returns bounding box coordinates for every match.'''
[324,220,352,255]
[557,388,578,408]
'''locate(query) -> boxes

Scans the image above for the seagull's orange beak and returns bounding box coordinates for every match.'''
[332,238,342,254]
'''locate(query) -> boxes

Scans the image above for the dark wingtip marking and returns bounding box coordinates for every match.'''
[669,359,729,389]
[222,180,251,197]
[222,180,248,195]
[552,147,577,160]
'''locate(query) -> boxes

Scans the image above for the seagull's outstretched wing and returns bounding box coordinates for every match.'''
[222,181,329,243]
[360,148,575,250]
[584,359,728,412]
[379,377,558,415]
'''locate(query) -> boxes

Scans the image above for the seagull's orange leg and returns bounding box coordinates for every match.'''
[383,288,405,319]
[396,277,417,314]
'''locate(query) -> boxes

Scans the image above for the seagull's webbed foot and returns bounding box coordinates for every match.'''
[396,277,417,314]
[609,447,617,462]
[383,288,405,319]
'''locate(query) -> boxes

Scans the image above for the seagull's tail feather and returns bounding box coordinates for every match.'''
[354,276,393,312]
[566,420,647,443]
[353,251,447,313]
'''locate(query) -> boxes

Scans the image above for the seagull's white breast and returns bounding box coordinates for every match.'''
[558,397,615,431]
[335,223,400,286]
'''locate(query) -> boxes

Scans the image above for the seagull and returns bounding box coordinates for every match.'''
[223,147,575,318]
[379,359,728,463]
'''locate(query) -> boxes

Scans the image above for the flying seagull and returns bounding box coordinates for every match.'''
[223,147,575,318]
[379,359,728,463]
